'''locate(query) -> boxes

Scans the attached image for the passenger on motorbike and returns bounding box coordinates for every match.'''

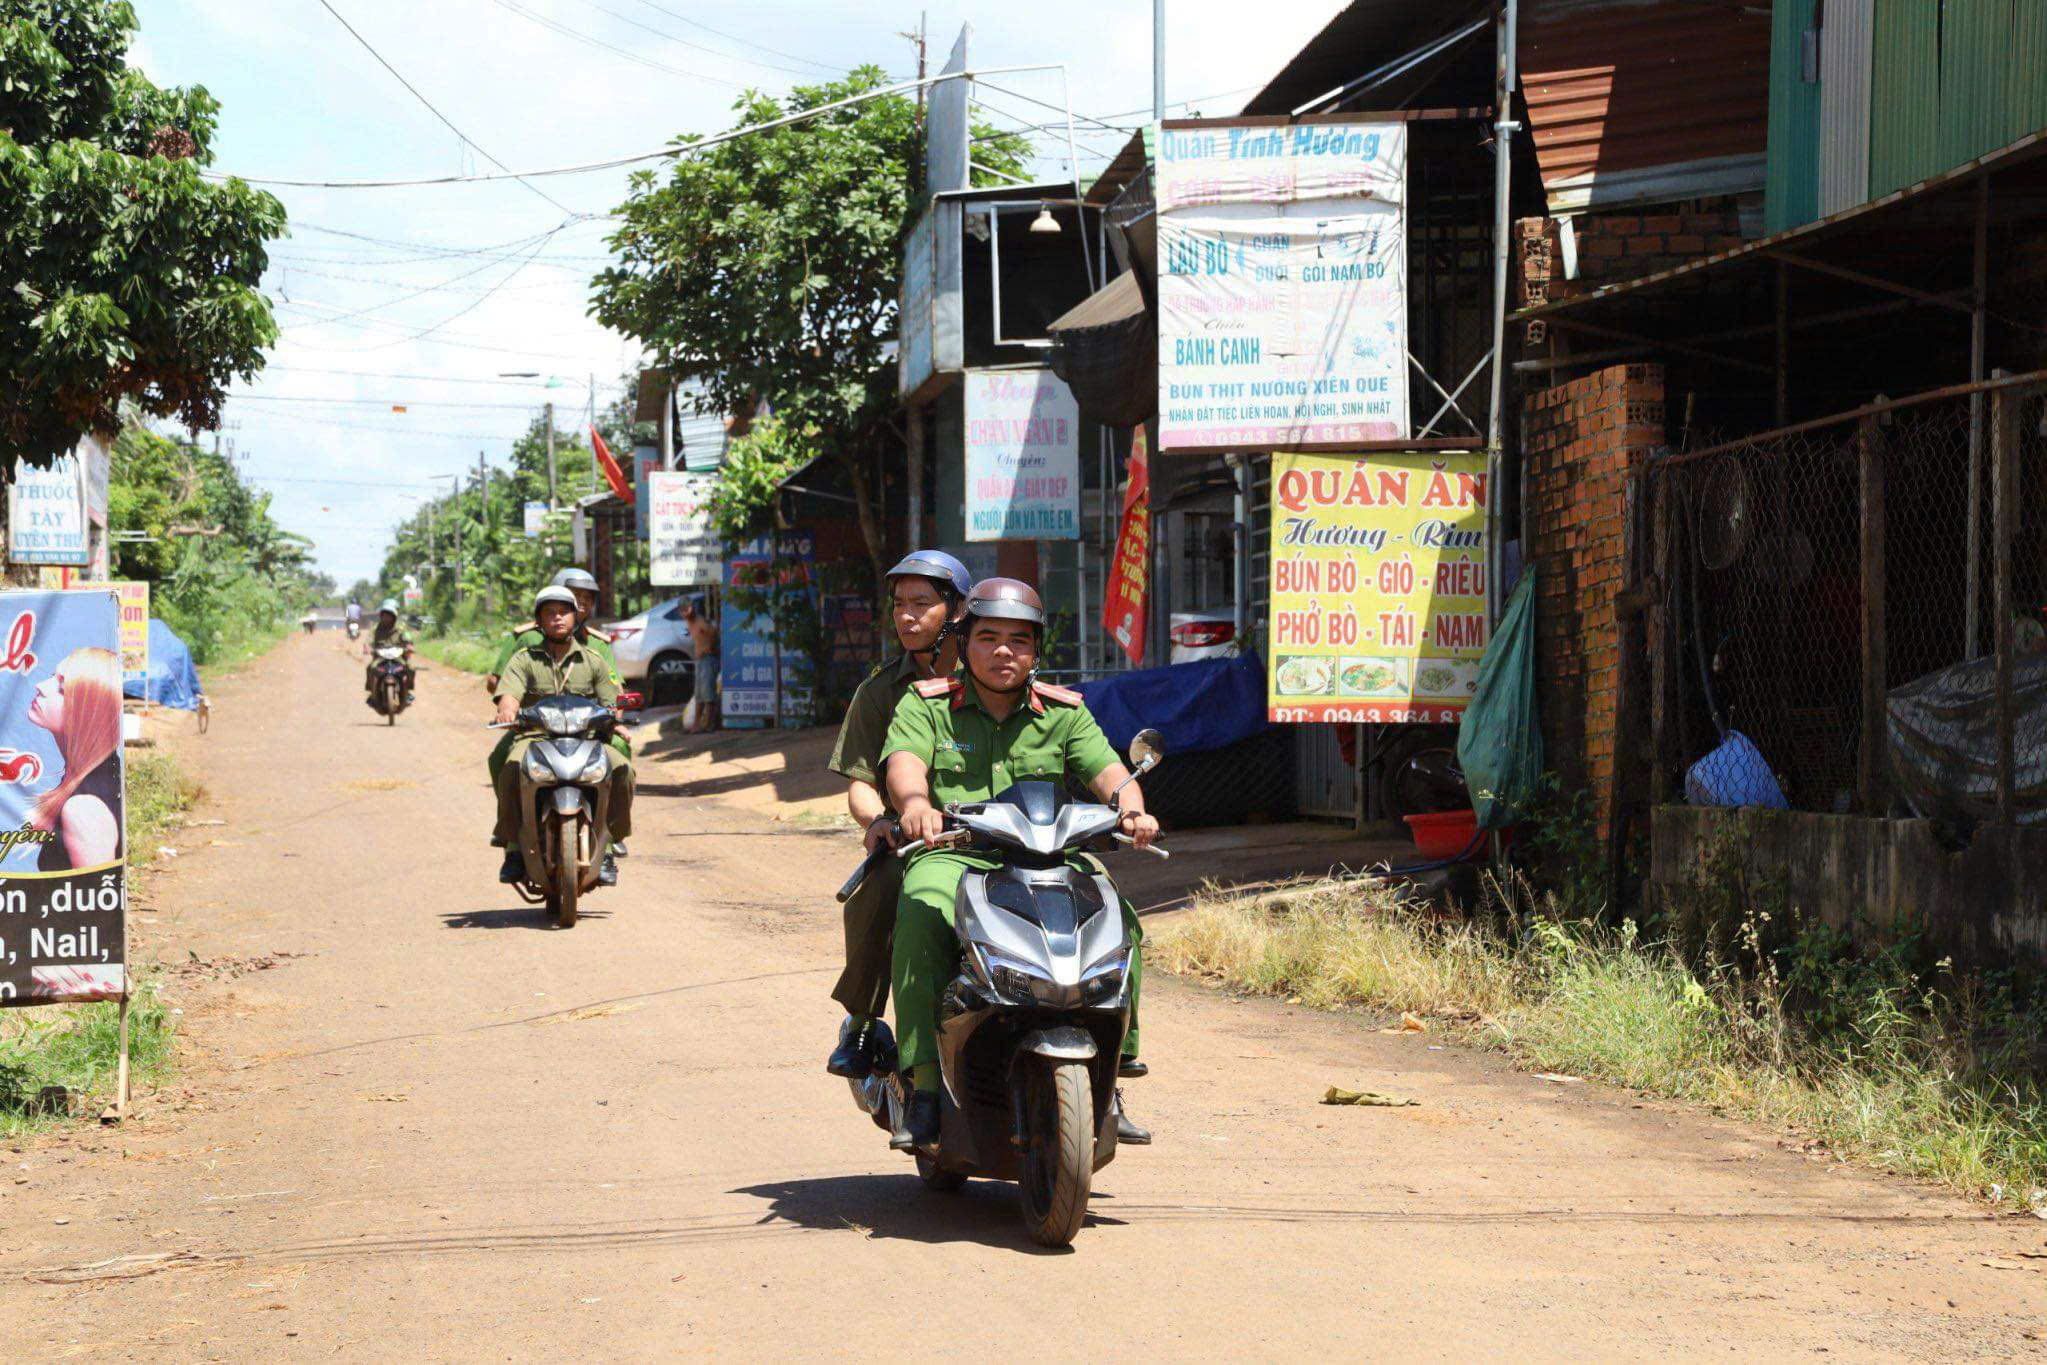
[492,586,634,887]
[824,550,972,1081]
[880,577,1156,1149]
[362,598,415,705]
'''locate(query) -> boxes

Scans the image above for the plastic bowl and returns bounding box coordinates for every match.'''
[1404,808,1481,860]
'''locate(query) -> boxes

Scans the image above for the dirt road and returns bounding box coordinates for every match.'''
[8,635,2047,1358]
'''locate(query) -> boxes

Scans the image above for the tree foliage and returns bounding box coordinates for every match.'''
[0,0,285,474]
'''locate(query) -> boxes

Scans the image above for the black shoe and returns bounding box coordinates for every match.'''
[890,1091,941,1151]
[498,850,525,884]
[597,853,618,887]
[827,1019,879,1080]
[1118,1057,1148,1079]
[1114,1090,1151,1146]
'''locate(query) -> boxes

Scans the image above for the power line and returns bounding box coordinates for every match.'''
[313,0,576,216]
[488,0,746,88]
[271,261,581,297]
[623,0,844,76]
[264,365,625,389]
[274,227,570,327]
[356,230,563,350]
[561,0,835,79]
[229,394,546,410]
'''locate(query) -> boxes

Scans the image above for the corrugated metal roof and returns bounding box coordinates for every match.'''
[1521,0,1773,214]
[1238,0,1496,116]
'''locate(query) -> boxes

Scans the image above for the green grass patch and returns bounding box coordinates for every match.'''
[0,749,197,1134]
[1154,878,2047,1210]
[417,633,499,676]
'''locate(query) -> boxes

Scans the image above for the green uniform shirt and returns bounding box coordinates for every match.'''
[497,637,619,708]
[371,620,411,653]
[493,625,618,682]
[880,674,1118,807]
[829,653,924,787]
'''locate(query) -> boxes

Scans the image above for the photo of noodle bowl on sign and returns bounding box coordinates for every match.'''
[1266,452,1488,725]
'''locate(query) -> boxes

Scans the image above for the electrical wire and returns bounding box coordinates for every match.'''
[622,0,843,76]
[228,395,546,410]
[294,221,612,258]
[353,230,561,350]
[314,0,576,216]
[560,0,837,79]
[274,227,570,327]
[264,365,624,389]
[271,261,579,297]
[487,0,747,87]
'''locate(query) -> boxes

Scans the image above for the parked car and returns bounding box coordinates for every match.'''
[605,597,695,706]
[1169,610,1238,664]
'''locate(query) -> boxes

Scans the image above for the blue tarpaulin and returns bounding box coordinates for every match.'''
[124,619,204,712]
[1075,653,1268,757]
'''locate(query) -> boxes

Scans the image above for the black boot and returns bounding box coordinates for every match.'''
[498,849,525,884]
[1114,1089,1151,1146]
[1118,1057,1148,1079]
[890,1090,941,1151]
[598,852,618,886]
[827,1018,880,1080]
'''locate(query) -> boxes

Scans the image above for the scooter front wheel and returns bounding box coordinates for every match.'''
[554,818,578,928]
[1017,1059,1093,1247]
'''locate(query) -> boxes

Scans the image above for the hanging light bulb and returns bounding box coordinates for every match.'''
[1029,204,1062,235]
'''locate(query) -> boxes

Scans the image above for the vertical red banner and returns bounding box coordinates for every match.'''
[1101,427,1152,666]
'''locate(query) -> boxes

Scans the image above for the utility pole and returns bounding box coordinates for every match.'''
[426,500,436,584]
[901,12,927,117]
[1153,0,1165,122]
[543,401,557,509]
[477,450,490,612]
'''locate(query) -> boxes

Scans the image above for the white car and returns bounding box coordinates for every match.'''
[1169,610,1238,664]
[605,597,696,704]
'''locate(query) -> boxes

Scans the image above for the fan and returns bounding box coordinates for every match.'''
[1693,455,1753,571]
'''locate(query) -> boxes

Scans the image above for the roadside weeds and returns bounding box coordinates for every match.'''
[416,634,496,676]
[1153,876,2047,1212]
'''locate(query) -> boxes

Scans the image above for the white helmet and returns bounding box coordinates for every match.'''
[551,566,599,595]
[378,598,398,614]
[533,585,577,613]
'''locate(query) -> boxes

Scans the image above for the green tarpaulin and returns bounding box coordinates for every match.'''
[1457,570,1542,830]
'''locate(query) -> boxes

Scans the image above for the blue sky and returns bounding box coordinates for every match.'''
[127,1,1344,585]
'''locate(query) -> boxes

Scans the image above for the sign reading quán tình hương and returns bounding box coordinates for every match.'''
[1266,452,1487,724]
[0,589,126,1005]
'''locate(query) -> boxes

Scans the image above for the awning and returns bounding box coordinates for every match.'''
[1047,271,1155,430]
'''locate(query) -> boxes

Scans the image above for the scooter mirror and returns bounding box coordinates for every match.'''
[1128,728,1165,771]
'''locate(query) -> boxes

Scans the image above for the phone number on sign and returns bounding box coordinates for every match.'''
[1269,704,1467,725]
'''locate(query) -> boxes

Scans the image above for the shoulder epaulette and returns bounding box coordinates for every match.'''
[1033,680,1084,707]
[912,676,955,699]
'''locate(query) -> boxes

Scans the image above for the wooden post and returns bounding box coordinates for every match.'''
[1857,414,1887,814]
[1774,261,1790,427]
[1993,378,2018,822]
[1966,176,1990,658]
[100,989,130,1124]
[1649,468,1673,807]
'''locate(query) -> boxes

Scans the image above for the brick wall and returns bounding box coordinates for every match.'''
[1522,363,1666,818]
[1520,208,1745,343]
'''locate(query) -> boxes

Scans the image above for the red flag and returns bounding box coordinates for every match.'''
[1101,427,1151,666]
[591,424,634,504]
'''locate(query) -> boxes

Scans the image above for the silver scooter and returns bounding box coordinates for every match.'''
[495,693,627,928]
[840,729,1167,1247]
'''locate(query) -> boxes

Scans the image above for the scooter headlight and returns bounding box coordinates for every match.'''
[1081,950,1129,1005]
[521,747,552,782]
[578,748,612,781]
[975,946,1052,1005]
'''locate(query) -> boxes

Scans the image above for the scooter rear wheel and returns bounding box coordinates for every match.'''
[554,819,578,928]
[1017,1059,1093,1247]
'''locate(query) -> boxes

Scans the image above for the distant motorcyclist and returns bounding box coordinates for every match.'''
[824,550,971,1081]
[493,585,634,886]
[362,599,414,706]
[880,578,1155,1149]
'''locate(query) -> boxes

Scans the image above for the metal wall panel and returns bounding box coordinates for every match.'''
[1766,0,1822,232]
[1868,0,1941,199]
[1868,0,2047,202]
[1818,0,1875,216]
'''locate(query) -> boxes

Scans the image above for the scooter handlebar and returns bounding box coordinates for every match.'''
[1113,832,1170,859]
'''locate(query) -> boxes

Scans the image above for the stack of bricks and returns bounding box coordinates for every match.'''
[1521,363,1666,820]
[1519,207,1747,344]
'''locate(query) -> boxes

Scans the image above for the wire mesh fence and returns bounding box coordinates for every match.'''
[1646,371,2047,831]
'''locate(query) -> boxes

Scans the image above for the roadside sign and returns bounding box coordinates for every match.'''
[8,453,89,566]
[1266,451,1488,724]
[721,533,814,726]
[648,471,720,586]
[522,501,546,538]
[78,582,149,689]
[963,368,1081,541]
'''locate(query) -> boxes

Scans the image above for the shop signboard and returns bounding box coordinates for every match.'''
[647,471,721,586]
[78,582,148,688]
[632,446,661,539]
[963,368,1081,542]
[8,453,89,566]
[1156,121,1409,452]
[1265,451,1487,724]
[721,533,815,726]
[522,501,546,538]
[0,589,127,1005]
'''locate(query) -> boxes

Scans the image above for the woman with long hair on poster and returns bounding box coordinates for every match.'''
[27,646,123,871]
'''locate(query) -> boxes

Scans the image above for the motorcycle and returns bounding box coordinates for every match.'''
[367,645,409,724]
[838,728,1168,1248]
[492,691,638,928]
[346,619,360,641]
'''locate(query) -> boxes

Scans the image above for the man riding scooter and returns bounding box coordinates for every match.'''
[824,550,972,1081]
[880,578,1155,1150]
[362,598,414,707]
[492,586,634,887]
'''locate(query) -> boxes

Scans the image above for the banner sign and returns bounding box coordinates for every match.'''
[721,533,815,726]
[1101,427,1152,665]
[632,446,661,539]
[79,582,148,688]
[522,501,546,538]
[1156,121,1409,452]
[0,590,126,1005]
[1266,452,1488,724]
[648,471,722,586]
[963,368,1081,541]
[8,453,89,566]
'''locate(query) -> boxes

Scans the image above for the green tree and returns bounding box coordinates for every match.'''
[0,0,284,474]
[590,69,1026,598]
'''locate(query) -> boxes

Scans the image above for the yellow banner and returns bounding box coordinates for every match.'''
[79,581,148,685]
[1266,452,1489,724]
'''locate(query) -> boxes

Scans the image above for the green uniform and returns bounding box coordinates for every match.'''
[880,673,1143,1074]
[491,638,633,845]
[365,619,414,693]
[827,652,927,1019]
[488,626,628,783]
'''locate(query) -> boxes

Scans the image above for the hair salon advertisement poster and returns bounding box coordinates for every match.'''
[0,590,125,1006]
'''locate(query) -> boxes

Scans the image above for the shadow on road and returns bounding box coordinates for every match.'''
[441,906,612,930]
[729,1174,1122,1254]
